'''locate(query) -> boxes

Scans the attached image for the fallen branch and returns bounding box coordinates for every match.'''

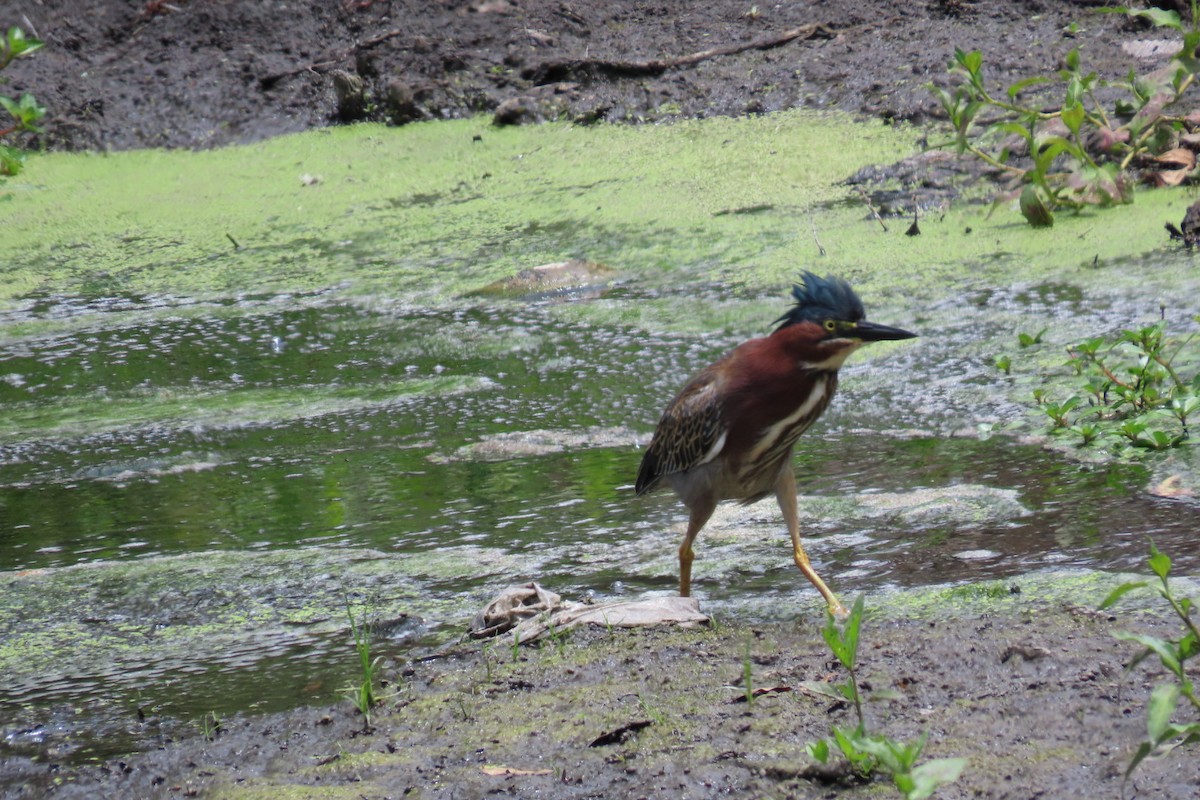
[524,21,851,84]
[856,188,888,232]
[589,719,653,747]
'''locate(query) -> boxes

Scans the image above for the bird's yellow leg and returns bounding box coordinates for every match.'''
[775,468,848,618]
[678,500,715,597]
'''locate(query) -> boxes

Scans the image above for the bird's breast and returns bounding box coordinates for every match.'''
[745,374,831,462]
[731,371,837,485]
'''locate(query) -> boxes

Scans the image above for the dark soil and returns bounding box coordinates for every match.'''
[4,2,1200,799]
[0,0,1167,152]
[5,599,1199,799]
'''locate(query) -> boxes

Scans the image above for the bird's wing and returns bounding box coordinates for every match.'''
[635,371,727,495]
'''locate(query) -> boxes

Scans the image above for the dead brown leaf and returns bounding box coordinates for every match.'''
[1150,168,1190,187]
[1149,475,1194,498]
[481,765,553,777]
[1155,147,1196,169]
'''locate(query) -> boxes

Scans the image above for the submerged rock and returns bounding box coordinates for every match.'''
[707,483,1028,533]
[433,424,640,462]
[473,258,617,300]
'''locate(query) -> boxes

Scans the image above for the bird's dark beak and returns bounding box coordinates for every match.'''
[853,320,918,342]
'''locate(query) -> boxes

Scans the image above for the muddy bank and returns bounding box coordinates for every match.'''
[4,573,1198,799]
[1,0,1161,151]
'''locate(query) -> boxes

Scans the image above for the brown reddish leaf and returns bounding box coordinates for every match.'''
[481,765,553,777]
[1186,110,1200,129]
[1131,93,1170,132]
[1149,168,1190,187]
[1095,126,1130,153]
[1155,147,1196,169]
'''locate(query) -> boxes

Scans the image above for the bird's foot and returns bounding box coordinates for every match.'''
[826,599,850,620]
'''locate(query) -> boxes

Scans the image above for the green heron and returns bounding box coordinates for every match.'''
[635,273,917,616]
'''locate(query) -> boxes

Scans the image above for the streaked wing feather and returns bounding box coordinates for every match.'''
[635,372,726,494]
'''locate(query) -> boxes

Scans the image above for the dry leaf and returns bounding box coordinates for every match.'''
[1120,39,1183,60]
[1154,147,1196,169]
[1150,169,1190,187]
[481,765,552,777]
[1149,475,1194,498]
[1095,126,1130,153]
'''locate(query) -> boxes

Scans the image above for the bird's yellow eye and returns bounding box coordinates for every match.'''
[823,319,837,332]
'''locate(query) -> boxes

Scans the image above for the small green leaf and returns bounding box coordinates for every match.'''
[1033,137,1078,177]
[806,738,830,763]
[841,595,865,668]
[797,680,848,701]
[5,27,44,58]
[1128,7,1184,30]
[1018,328,1047,347]
[1114,631,1183,677]
[821,613,850,667]
[1099,581,1148,610]
[1148,683,1180,741]
[1061,103,1085,137]
[954,48,983,76]
[1124,740,1155,784]
[1065,47,1081,72]
[1006,75,1051,100]
[1149,543,1172,580]
[904,757,969,800]
[852,734,911,775]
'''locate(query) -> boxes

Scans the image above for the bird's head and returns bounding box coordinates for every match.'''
[772,272,916,366]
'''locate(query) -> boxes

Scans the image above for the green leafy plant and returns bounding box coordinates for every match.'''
[197,710,221,741]
[637,692,667,726]
[1100,543,1200,796]
[929,3,1200,226]
[1018,328,1047,348]
[0,27,45,180]
[343,603,386,732]
[544,618,571,658]
[1028,320,1197,449]
[804,596,967,798]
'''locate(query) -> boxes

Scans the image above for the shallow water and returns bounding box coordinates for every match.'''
[1,291,1197,763]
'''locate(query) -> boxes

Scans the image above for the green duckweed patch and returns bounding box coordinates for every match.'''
[3,111,1194,331]
[1,113,913,306]
[0,374,490,444]
[872,569,1200,622]
[0,545,531,697]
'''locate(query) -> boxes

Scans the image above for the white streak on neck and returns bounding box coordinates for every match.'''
[800,340,862,371]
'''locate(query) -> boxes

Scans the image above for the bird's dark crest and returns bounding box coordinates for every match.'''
[773,271,865,331]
